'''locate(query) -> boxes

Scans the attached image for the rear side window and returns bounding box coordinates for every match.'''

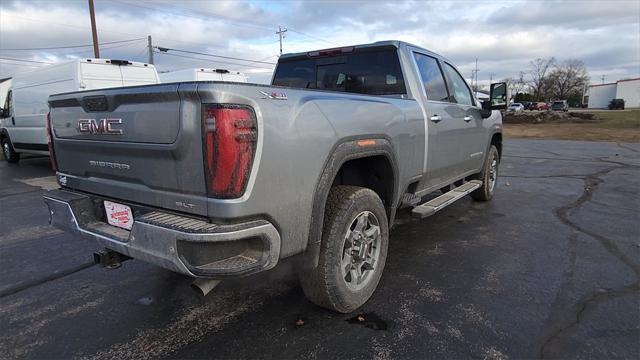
[413,53,449,102]
[442,62,474,106]
[272,49,406,96]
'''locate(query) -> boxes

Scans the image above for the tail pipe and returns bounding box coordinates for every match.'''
[192,278,221,297]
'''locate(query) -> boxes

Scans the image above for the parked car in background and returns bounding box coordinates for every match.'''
[521,101,532,110]
[159,68,248,83]
[551,100,569,112]
[508,103,524,112]
[534,102,550,111]
[1,58,160,163]
[608,98,625,110]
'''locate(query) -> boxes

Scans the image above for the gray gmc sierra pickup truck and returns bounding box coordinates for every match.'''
[44,41,507,313]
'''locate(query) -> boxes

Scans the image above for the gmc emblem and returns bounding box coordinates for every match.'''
[77,118,123,135]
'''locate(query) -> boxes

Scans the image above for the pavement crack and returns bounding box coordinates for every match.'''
[540,159,640,359]
[501,174,587,179]
[0,261,96,299]
[503,154,598,163]
[616,142,639,153]
[540,283,640,359]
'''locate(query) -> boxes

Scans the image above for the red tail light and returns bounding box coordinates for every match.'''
[202,104,257,199]
[45,112,58,171]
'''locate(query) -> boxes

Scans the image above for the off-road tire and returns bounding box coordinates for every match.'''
[300,185,389,313]
[470,145,499,201]
[1,136,20,164]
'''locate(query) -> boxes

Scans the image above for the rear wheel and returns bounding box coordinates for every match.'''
[1,136,20,164]
[300,185,389,313]
[470,145,499,201]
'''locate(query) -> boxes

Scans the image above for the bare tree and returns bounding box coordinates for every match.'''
[528,57,555,101]
[502,71,527,100]
[546,60,589,100]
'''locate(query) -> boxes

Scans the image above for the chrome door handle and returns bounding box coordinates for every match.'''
[463,115,473,122]
[430,115,441,123]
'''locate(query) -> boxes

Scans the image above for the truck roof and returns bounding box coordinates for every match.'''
[279,40,452,64]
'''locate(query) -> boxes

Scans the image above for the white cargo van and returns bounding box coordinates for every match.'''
[1,58,160,163]
[159,68,247,83]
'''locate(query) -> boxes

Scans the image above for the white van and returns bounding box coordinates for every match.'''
[1,58,160,163]
[159,68,247,83]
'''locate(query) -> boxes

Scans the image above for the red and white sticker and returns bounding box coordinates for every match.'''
[104,201,133,230]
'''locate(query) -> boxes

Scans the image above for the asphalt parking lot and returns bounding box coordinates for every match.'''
[1,138,638,359]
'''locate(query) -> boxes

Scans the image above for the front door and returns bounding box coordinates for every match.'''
[411,52,469,191]
[441,62,486,173]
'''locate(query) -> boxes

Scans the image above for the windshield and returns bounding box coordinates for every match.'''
[272,48,406,96]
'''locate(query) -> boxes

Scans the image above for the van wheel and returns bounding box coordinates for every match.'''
[470,145,499,201]
[300,185,389,313]
[1,137,20,164]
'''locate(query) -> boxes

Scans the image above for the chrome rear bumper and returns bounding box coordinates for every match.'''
[43,189,281,278]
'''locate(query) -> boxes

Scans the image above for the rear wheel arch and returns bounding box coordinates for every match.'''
[303,137,399,270]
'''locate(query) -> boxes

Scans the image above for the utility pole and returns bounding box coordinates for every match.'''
[474,58,479,91]
[601,75,606,84]
[88,0,99,58]
[276,26,287,56]
[489,72,495,85]
[147,35,154,64]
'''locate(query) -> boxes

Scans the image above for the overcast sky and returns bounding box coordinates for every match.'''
[1,0,638,86]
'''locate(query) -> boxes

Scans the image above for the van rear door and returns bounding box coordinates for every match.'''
[79,60,159,90]
[120,64,159,86]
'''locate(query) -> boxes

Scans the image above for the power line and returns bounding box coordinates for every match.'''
[0,61,41,68]
[287,28,340,46]
[1,14,228,52]
[0,37,145,51]
[153,51,274,70]
[114,0,338,46]
[0,57,53,64]
[155,47,276,65]
[114,0,272,31]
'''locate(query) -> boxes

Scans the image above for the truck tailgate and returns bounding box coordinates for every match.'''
[48,83,208,216]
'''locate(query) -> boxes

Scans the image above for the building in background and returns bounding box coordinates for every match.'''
[588,78,640,108]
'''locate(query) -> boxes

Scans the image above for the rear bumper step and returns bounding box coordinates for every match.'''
[411,180,482,218]
[43,189,281,278]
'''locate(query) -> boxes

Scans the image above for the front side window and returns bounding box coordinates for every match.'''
[413,53,449,102]
[442,62,474,106]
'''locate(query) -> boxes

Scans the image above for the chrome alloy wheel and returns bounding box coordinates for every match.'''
[341,211,381,290]
[3,142,10,159]
[488,153,498,193]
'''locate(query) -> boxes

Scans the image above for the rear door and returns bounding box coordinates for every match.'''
[79,62,124,89]
[119,65,159,86]
[80,62,159,90]
[411,51,466,189]
[440,62,485,172]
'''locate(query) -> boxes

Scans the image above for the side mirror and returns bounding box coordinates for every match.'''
[480,101,492,118]
[489,82,508,110]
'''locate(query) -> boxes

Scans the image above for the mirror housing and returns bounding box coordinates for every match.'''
[480,101,492,118]
[489,82,508,110]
